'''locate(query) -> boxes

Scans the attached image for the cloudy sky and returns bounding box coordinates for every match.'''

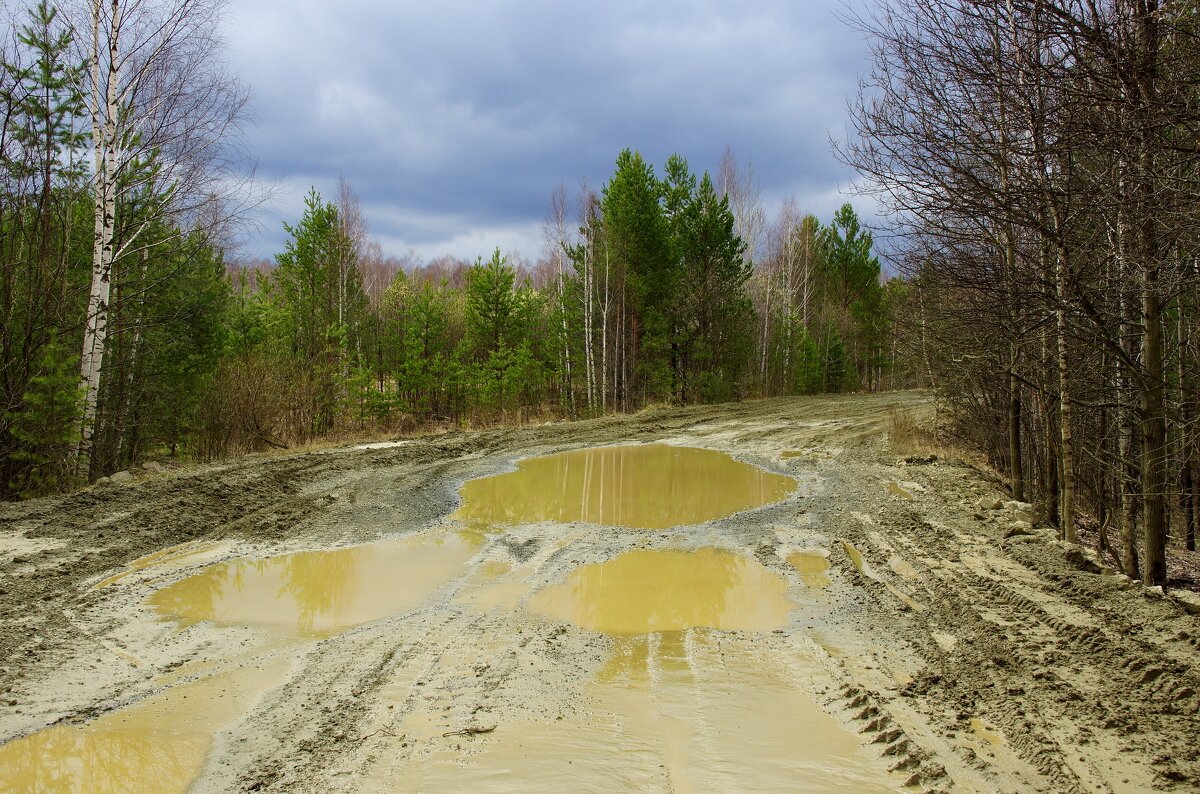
[223,0,875,264]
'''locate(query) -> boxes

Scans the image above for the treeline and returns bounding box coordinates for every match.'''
[844,0,1200,585]
[211,152,896,457]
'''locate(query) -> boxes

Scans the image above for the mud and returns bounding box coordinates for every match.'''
[1,392,1198,792]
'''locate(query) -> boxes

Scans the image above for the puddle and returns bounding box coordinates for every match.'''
[597,632,699,684]
[454,444,795,530]
[808,629,847,658]
[970,717,1007,746]
[841,540,880,580]
[933,632,959,653]
[841,541,924,613]
[92,541,223,590]
[149,531,479,636]
[788,550,832,589]
[369,633,898,792]
[887,554,919,581]
[0,657,291,793]
[528,548,795,634]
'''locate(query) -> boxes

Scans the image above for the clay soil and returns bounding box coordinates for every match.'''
[1,392,1198,792]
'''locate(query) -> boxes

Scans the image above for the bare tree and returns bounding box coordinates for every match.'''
[543,182,575,414]
[840,0,1200,584]
[718,147,768,388]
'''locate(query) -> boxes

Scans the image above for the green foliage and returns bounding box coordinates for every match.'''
[465,249,518,358]
[270,188,367,434]
[673,171,752,402]
[823,332,848,393]
[0,131,897,496]
[819,203,885,387]
[794,330,823,394]
[602,149,674,401]
[8,335,82,496]
[275,189,344,360]
[8,1,87,177]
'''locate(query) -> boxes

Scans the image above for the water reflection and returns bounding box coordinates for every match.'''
[375,633,900,793]
[598,633,694,684]
[0,659,289,794]
[454,444,796,530]
[149,531,479,636]
[528,548,795,635]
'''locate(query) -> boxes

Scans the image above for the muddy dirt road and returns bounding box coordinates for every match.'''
[1,392,1198,792]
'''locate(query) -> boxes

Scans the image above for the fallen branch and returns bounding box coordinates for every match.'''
[351,727,398,742]
[442,725,496,738]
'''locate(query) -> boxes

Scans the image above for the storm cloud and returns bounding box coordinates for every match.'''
[225,0,873,262]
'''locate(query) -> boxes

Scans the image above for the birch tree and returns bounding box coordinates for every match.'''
[73,0,250,477]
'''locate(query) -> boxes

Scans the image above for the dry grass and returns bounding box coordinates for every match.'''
[886,408,924,456]
[887,406,989,469]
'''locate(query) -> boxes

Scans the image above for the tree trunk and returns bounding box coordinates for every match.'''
[1055,243,1075,543]
[1141,270,1168,585]
[79,0,121,480]
[1008,362,1024,501]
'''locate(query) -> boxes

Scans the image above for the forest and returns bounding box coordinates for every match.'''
[0,1,893,501]
[841,0,1200,586]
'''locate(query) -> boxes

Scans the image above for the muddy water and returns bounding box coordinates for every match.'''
[150,530,479,636]
[454,444,795,529]
[91,540,223,590]
[841,540,924,613]
[789,550,832,589]
[20,443,871,791]
[0,657,291,793]
[528,548,796,634]
[378,633,898,793]
[970,717,1007,746]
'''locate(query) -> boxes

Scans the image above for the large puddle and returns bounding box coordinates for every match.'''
[528,547,795,634]
[454,548,901,790]
[149,530,479,636]
[0,657,291,793]
[453,444,796,529]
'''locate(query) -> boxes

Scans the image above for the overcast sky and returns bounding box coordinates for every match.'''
[224,0,875,264]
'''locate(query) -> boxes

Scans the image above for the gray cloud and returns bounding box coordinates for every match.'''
[225,0,874,262]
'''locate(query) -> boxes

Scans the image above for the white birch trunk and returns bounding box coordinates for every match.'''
[601,237,610,413]
[79,0,121,477]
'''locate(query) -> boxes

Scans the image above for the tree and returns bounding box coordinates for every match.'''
[673,171,751,402]
[601,149,672,405]
[840,0,1200,585]
[75,0,252,478]
[0,1,88,495]
[274,188,357,434]
[465,248,517,360]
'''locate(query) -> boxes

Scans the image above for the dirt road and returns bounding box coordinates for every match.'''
[1,392,1197,792]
